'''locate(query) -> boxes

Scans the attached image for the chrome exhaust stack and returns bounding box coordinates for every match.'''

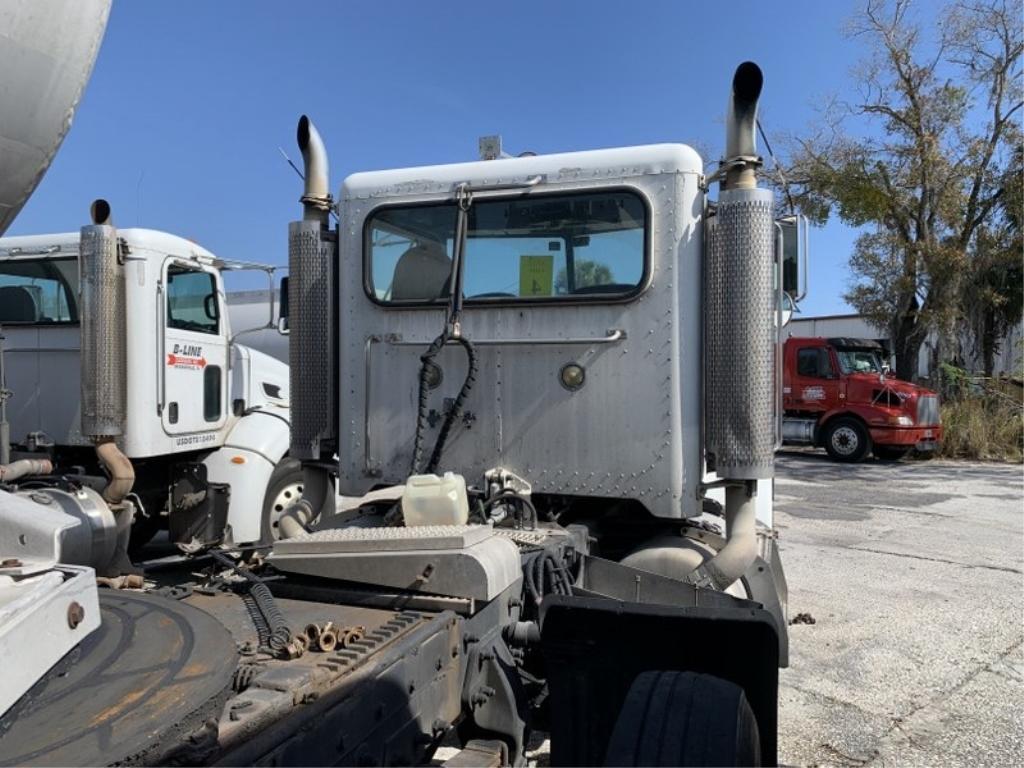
[700,62,774,589]
[297,116,332,226]
[79,198,125,441]
[280,116,337,538]
[723,61,764,191]
[79,200,135,507]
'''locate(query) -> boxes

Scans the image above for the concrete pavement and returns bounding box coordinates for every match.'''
[775,451,1024,766]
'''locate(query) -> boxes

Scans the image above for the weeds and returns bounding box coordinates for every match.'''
[933,364,1024,462]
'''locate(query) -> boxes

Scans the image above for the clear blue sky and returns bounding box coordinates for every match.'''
[10,0,889,316]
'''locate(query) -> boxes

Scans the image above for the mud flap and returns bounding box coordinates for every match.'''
[168,463,230,551]
[540,594,779,766]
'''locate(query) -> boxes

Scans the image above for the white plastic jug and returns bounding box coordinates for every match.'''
[402,472,469,527]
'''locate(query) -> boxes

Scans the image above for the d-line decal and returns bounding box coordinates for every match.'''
[167,343,206,369]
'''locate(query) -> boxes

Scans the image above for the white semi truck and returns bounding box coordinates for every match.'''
[1,62,800,767]
[0,209,300,554]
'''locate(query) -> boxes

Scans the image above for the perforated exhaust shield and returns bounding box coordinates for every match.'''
[288,220,336,460]
[706,188,774,479]
[79,224,125,437]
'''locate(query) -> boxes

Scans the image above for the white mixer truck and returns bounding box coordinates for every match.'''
[1,61,801,767]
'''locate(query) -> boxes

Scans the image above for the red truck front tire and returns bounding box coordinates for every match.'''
[823,417,872,462]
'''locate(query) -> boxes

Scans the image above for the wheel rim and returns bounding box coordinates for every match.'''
[268,481,303,539]
[831,426,860,456]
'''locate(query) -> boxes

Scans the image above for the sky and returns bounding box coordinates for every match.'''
[8,0,901,316]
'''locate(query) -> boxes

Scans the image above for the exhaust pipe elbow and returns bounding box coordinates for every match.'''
[617,486,758,592]
[297,116,331,225]
[95,438,134,506]
[699,483,758,590]
[278,465,332,539]
[723,61,764,190]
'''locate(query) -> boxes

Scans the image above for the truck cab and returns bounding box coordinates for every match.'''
[272,61,790,762]
[0,220,295,549]
[782,336,942,461]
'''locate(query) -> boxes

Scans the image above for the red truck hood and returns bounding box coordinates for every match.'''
[844,373,940,422]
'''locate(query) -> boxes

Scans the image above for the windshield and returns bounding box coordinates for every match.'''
[0,257,78,324]
[835,347,884,375]
[365,189,647,304]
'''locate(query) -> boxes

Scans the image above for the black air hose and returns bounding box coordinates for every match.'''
[410,331,478,476]
[524,552,541,605]
[484,488,541,528]
[521,549,576,616]
[425,335,477,474]
[410,332,448,475]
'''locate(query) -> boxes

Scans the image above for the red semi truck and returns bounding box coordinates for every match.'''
[782,336,942,462]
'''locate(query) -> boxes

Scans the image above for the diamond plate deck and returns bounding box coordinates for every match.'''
[272,524,493,554]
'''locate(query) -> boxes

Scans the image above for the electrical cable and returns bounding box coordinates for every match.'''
[756,118,795,215]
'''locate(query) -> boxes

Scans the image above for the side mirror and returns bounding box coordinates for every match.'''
[277,275,289,334]
[776,214,808,302]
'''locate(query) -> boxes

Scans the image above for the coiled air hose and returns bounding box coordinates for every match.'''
[410,331,478,476]
[212,551,291,654]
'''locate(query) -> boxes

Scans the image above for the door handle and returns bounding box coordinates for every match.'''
[384,329,627,347]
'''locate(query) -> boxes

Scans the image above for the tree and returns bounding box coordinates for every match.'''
[555,260,613,294]
[785,0,1022,380]
[961,143,1023,374]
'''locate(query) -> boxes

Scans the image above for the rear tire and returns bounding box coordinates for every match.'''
[260,457,303,544]
[823,417,871,462]
[604,670,760,767]
[874,446,910,461]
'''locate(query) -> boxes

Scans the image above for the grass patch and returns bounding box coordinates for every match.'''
[935,376,1024,462]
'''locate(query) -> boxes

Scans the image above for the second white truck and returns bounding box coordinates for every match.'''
[0,201,298,556]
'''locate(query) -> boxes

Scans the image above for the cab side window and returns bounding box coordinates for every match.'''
[0,258,78,324]
[797,348,833,378]
[167,265,219,334]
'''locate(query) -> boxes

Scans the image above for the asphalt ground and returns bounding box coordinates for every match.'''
[774,450,1023,767]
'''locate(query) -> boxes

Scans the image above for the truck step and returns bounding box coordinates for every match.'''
[441,739,506,767]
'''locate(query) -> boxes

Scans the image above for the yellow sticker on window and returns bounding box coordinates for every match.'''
[519,254,554,297]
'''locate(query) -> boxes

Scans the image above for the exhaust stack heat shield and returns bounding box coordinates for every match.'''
[705,187,775,479]
[287,221,336,460]
[79,223,125,438]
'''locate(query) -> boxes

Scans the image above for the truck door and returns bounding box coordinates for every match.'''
[161,261,228,436]
[788,344,839,413]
